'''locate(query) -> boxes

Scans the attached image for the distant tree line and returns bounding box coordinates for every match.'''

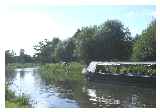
[5,49,33,65]
[5,19,156,65]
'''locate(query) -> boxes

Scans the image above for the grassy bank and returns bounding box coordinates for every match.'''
[39,62,85,83]
[5,85,29,108]
[39,62,156,84]
[5,63,33,107]
[39,62,88,103]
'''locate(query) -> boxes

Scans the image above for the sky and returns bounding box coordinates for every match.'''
[0,1,155,56]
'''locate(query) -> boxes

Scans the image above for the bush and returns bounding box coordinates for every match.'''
[5,85,29,108]
[39,62,85,84]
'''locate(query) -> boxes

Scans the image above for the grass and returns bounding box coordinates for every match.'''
[39,62,156,85]
[39,62,88,103]
[5,85,30,108]
[5,98,29,108]
[5,63,39,108]
[39,62,85,84]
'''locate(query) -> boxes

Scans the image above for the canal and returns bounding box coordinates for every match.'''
[6,68,156,108]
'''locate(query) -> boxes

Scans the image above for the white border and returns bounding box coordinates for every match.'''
[0,0,159,112]
[156,0,160,109]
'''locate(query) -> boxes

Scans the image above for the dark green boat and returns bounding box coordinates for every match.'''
[84,61,156,87]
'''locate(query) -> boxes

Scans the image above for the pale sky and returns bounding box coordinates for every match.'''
[0,1,156,56]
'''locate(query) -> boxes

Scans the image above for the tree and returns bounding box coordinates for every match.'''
[132,20,156,61]
[33,38,61,63]
[94,20,132,61]
[62,38,76,62]
[5,50,16,64]
[33,19,156,64]
[54,42,65,62]
[53,38,76,62]
[33,39,48,63]
[19,49,25,63]
[23,55,33,63]
[16,49,33,63]
[72,26,98,63]
[72,20,133,64]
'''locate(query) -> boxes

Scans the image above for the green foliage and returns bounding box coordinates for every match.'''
[96,64,156,76]
[72,20,133,63]
[119,66,128,74]
[5,86,15,100]
[5,50,16,64]
[132,20,156,61]
[5,49,34,64]
[39,62,85,84]
[33,38,61,63]
[110,66,121,73]
[33,20,133,64]
[53,38,76,62]
[5,96,29,108]
[95,20,132,61]
[72,26,98,63]
[5,85,29,108]
[6,19,156,64]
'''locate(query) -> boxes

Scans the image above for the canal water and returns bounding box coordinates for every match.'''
[6,68,156,108]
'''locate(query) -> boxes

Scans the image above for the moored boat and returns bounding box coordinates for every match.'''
[83,61,156,87]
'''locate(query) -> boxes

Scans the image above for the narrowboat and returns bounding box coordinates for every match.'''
[83,61,156,87]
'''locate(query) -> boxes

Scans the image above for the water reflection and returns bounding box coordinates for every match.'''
[85,82,156,107]
[6,68,156,108]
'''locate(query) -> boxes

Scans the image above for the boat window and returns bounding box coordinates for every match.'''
[96,65,111,73]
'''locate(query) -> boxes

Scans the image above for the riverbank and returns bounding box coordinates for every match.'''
[5,62,86,102]
[5,85,30,108]
[5,63,156,107]
[6,62,156,76]
[39,62,85,83]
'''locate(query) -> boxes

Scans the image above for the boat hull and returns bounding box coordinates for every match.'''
[85,72,156,87]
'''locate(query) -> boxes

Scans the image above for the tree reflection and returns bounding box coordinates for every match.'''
[20,70,25,79]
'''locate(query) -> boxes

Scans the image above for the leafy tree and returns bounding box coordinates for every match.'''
[62,38,76,62]
[33,38,61,63]
[32,19,155,64]
[132,20,156,61]
[23,55,33,63]
[16,49,33,63]
[72,20,133,64]
[54,42,65,62]
[94,20,132,61]
[5,50,16,64]
[33,39,49,63]
[72,26,98,63]
[19,49,25,63]
[53,38,76,62]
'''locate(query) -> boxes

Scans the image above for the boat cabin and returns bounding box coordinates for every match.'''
[85,61,156,86]
[86,61,156,75]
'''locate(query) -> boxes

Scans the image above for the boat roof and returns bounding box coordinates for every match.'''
[87,61,156,73]
[96,61,156,65]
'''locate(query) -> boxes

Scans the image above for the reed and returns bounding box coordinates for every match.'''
[5,85,29,108]
[39,62,85,84]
